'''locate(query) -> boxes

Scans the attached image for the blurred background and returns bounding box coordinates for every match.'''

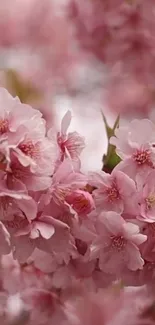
[0,0,120,171]
[1,0,154,171]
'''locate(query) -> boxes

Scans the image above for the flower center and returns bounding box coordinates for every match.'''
[106,184,120,202]
[19,141,40,159]
[111,235,126,251]
[74,198,87,209]
[67,194,88,210]
[0,119,9,134]
[57,132,84,159]
[146,195,155,209]
[133,149,153,166]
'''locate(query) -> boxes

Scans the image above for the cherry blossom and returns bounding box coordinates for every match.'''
[0,86,152,324]
[89,169,138,214]
[65,189,95,216]
[111,119,155,179]
[45,158,87,207]
[7,153,52,191]
[49,111,85,163]
[136,171,155,222]
[1,8,155,319]
[89,211,146,275]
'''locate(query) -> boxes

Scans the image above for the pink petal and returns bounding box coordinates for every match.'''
[40,216,69,230]
[101,211,124,236]
[53,158,73,183]
[15,224,31,237]
[126,243,144,271]
[13,236,35,263]
[17,197,37,221]
[61,110,72,135]
[88,171,111,188]
[114,171,136,197]
[0,222,10,255]
[123,222,140,237]
[35,221,55,239]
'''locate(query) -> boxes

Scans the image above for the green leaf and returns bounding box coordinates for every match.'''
[102,113,121,173]
[101,113,119,140]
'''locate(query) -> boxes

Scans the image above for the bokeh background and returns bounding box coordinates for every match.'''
[0,0,121,171]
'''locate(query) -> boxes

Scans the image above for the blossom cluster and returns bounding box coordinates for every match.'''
[0,87,154,323]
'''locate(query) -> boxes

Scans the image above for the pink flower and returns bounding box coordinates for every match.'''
[136,171,155,222]
[5,209,75,263]
[56,111,85,162]
[3,215,35,263]
[0,178,37,222]
[47,158,87,207]
[7,153,52,191]
[111,119,155,179]
[13,119,57,175]
[89,169,138,214]
[140,222,155,263]
[35,215,76,257]
[0,87,42,145]
[28,249,59,273]
[65,189,95,216]
[89,211,146,274]
[0,88,58,175]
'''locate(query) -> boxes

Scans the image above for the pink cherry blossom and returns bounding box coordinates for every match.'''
[89,169,138,214]
[5,207,75,263]
[49,111,85,163]
[0,16,155,320]
[3,215,35,263]
[12,117,57,175]
[0,87,42,144]
[0,88,58,176]
[111,119,155,179]
[140,222,155,263]
[7,153,52,192]
[0,177,37,222]
[28,249,59,274]
[46,158,87,207]
[89,211,146,274]
[65,189,95,216]
[136,171,155,222]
